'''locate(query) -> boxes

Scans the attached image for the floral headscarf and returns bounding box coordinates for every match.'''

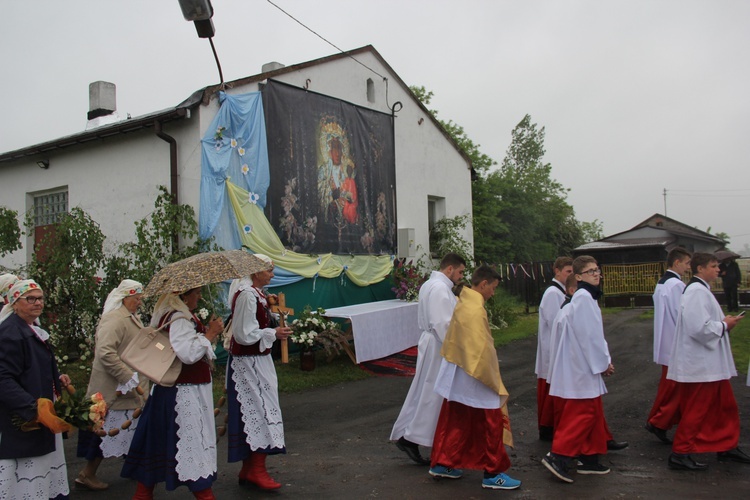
[102,279,144,315]
[0,273,20,304]
[0,279,43,325]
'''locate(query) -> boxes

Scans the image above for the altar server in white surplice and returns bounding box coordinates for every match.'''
[665,252,747,471]
[535,257,573,441]
[390,253,466,465]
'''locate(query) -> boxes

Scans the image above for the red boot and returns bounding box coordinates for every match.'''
[238,457,252,485]
[192,488,216,499]
[243,452,281,490]
[132,482,154,500]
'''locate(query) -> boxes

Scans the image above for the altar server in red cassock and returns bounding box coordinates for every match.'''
[645,247,691,444]
[535,257,573,441]
[429,265,521,491]
[543,256,613,483]
[665,252,747,471]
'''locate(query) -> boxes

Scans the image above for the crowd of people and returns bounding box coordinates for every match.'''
[0,253,290,499]
[391,250,748,491]
[0,247,746,497]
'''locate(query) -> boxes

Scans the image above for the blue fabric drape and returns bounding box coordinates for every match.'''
[199,91,270,246]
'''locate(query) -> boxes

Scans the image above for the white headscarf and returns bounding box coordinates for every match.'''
[0,273,20,304]
[150,292,192,328]
[0,279,43,325]
[102,279,144,315]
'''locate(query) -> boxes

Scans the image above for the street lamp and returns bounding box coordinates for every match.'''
[177,0,224,86]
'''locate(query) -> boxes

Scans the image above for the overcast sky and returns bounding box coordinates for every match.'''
[2,0,749,253]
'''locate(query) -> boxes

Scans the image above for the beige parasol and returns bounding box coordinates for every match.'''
[143,250,272,298]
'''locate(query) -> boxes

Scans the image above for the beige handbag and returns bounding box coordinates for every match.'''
[120,315,187,387]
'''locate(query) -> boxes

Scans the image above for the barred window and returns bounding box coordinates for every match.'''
[34,191,68,226]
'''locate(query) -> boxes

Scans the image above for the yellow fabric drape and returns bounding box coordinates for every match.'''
[441,286,514,447]
[226,179,393,286]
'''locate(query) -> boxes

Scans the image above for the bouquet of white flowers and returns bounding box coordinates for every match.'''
[290,306,347,356]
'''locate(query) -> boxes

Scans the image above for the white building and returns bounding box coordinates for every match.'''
[0,46,472,270]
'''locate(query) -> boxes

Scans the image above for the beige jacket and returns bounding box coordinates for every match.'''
[85,306,149,410]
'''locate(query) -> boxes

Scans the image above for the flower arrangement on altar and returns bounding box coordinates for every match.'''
[290,306,348,356]
[391,259,428,302]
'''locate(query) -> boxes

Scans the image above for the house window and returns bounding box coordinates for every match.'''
[31,188,68,263]
[34,190,68,226]
[428,196,446,255]
[366,78,375,103]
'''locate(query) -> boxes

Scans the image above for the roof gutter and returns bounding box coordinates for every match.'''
[154,119,180,253]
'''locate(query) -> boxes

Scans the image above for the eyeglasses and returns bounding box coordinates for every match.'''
[22,296,45,304]
[579,268,602,276]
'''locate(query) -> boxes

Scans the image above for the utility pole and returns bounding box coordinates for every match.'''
[663,188,667,216]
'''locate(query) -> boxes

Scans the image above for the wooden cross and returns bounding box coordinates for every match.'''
[269,292,294,364]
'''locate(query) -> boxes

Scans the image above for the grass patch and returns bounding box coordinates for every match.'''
[492,312,538,347]
[729,310,749,375]
[276,351,372,393]
[639,309,654,320]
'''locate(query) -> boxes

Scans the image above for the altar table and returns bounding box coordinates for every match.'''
[324,299,420,363]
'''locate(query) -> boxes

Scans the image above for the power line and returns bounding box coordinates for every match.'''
[266,0,389,81]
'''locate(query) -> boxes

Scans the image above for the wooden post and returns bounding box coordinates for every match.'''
[270,292,294,364]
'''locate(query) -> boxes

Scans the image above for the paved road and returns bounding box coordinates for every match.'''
[66,309,750,498]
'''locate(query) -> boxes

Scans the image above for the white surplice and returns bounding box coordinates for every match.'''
[390,271,457,446]
[652,270,685,366]
[535,279,566,378]
[667,278,736,383]
[547,288,610,399]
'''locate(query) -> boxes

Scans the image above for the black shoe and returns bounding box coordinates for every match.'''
[668,453,708,471]
[542,452,574,483]
[645,422,672,444]
[717,447,750,464]
[539,426,554,442]
[396,437,431,465]
[607,439,629,451]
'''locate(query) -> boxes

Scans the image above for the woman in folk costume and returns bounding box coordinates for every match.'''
[75,279,150,490]
[429,265,521,491]
[0,279,71,499]
[121,287,223,499]
[226,254,292,490]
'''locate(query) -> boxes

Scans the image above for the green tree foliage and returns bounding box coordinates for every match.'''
[429,214,474,270]
[580,219,605,243]
[0,206,22,258]
[27,207,106,357]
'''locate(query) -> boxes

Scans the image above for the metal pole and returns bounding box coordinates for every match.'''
[663,188,667,216]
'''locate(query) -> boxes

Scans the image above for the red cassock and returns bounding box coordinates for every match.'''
[551,397,609,457]
[537,378,556,429]
[672,380,739,454]
[430,400,511,473]
[647,365,681,430]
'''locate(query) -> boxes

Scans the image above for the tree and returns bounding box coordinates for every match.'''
[580,219,604,243]
[0,206,22,258]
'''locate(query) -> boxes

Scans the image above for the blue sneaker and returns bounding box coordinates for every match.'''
[429,465,463,479]
[482,473,521,490]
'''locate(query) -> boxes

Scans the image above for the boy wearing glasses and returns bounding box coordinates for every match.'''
[543,256,613,483]
[645,247,691,444]
[666,252,747,470]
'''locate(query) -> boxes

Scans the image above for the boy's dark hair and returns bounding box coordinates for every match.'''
[470,265,501,287]
[667,247,691,267]
[553,256,573,271]
[440,252,467,270]
[572,255,598,275]
[690,252,717,274]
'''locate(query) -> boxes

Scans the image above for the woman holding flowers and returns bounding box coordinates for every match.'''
[0,279,71,499]
[121,287,223,500]
[226,254,291,490]
[76,279,150,491]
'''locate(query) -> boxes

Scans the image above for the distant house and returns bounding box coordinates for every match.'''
[573,214,726,265]
[0,45,473,282]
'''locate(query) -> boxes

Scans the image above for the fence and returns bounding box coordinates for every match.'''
[496,258,749,310]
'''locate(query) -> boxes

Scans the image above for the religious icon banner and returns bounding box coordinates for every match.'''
[262,79,397,255]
